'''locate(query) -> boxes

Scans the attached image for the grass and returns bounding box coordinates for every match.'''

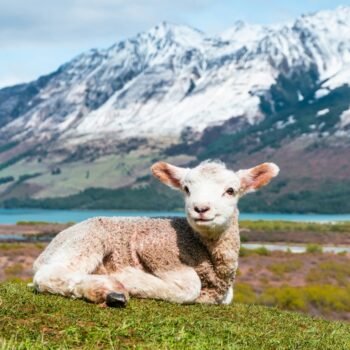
[16,221,75,226]
[1,283,350,349]
[239,220,350,233]
[0,242,45,251]
[16,221,55,226]
[0,243,26,250]
[0,152,156,200]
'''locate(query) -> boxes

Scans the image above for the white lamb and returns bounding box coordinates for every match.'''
[33,160,279,307]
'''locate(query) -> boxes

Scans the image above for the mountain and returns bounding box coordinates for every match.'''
[0,7,349,213]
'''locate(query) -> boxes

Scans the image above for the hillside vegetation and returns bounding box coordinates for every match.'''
[3,178,350,214]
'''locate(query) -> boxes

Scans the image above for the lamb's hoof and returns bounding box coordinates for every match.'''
[106,292,127,308]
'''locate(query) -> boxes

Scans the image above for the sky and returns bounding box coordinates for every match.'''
[1,0,350,88]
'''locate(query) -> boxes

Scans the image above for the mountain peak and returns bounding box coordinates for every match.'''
[142,21,205,48]
[219,21,268,47]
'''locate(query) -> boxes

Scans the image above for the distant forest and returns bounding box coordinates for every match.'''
[3,179,350,214]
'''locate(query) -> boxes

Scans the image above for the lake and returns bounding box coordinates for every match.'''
[0,208,349,224]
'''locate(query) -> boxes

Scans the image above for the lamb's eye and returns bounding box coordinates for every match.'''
[226,187,235,196]
[184,186,190,195]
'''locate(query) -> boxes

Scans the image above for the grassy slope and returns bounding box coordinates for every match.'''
[0,153,155,199]
[1,283,350,350]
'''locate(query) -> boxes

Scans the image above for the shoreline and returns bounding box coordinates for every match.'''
[0,221,350,246]
[0,208,350,224]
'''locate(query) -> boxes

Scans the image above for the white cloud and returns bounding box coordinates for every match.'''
[0,0,213,86]
[0,0,211,48]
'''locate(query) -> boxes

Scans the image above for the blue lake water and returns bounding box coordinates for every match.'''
[0,208,349,224]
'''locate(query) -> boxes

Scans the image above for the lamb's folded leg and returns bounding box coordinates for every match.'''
[33,265,129,307]
[112,266,201,304]
[33,218,129,306]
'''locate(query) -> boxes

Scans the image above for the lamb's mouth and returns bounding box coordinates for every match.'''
[194,218,214,223]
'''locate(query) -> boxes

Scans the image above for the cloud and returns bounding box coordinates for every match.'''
[1,0,347,49]
[0,0,212,48]
[0,0,214,86]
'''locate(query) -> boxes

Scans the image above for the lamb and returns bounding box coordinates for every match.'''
[33,160,279,307]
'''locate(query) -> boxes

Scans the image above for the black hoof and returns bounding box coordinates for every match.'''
[106,292,127,308]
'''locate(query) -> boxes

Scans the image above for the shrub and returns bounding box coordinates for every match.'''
[234,283,257,304]
[239,246,270,257]
[305,285,350,313]
[4,263,24,278]
[240,234,248,242]
[239,247,249,257]
[259,284,350,314]
[260,286,307,311]
[254,247,270,256]
[306,261,350,286]
[267,260,302,277]
[306,244,323,254]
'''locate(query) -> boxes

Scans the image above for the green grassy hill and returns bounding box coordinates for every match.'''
[1,282,350,349]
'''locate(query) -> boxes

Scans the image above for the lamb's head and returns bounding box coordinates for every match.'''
[152,160,279,239]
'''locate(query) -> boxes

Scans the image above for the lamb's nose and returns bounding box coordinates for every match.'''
[194,205,210,213]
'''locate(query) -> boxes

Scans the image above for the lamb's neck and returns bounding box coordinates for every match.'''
[199,210,240,280]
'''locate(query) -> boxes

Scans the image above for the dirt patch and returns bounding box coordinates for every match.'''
[0,223,71,236]
[0,243,47,281]
[238,251,350,288]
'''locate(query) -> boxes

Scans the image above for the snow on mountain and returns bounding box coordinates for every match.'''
[219,21,274,49]
[340,107,350,128]
[1,7,350,144]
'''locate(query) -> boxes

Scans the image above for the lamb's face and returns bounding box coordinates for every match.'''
[181,163,240,237]
[152,160,279,239]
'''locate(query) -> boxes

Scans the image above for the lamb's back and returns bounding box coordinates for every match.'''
[34,216,211,275]
[96,216,211,273]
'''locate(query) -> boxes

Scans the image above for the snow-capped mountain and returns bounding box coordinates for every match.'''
[1,6,350,146]
[0,6,350,211]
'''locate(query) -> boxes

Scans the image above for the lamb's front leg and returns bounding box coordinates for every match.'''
[33,265,129,307]
[193,258,237,304]
[195,285,233,304]
[113,267,201,304]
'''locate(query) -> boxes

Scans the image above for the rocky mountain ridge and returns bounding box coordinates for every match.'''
[0,6,349,212]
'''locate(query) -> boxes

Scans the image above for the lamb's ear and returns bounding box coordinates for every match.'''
[237,162,280,195]
[151,162,187,189]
